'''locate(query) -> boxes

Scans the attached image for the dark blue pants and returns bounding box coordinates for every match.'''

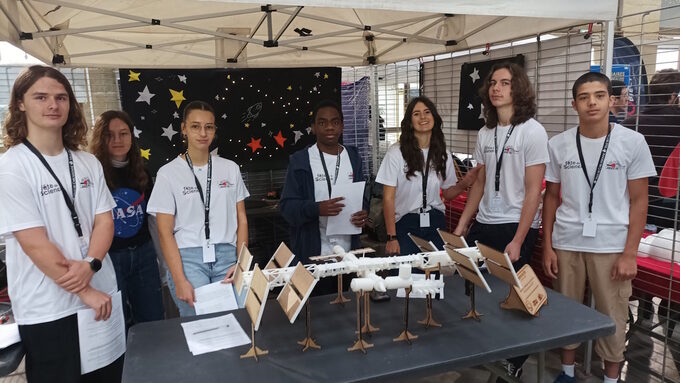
[395,209,447,255]
[108,239,164,327]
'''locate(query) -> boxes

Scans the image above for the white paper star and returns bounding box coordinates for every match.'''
[306,127,312,134]
[133,126,141,138]
[136,86,155,105]
[140,116,145,120]
[222,113,227,119]
[293,130,303,144]
[469,67,480,83]
[178,75,187,83]
[479,103,485,120]
[467,103,474,110]
[312,86,317,91]
[314,72,320,78]
[215,94,220,100]
[261,122,267,128]
[173,111,180,119]
[161,123,178,141]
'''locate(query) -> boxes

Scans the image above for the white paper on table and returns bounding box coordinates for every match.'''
[77,290,126,375]
[396,274,445,299]
[180,313,250,356]
[326,181,365,236]
[0,323,20,349]
[194,281,238,315]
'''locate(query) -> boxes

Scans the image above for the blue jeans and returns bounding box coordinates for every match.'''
[108,239,164,328]
[395,209,447,255]
[167,243,237,317]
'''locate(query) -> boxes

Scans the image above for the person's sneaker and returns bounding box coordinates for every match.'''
[496,360,522,382]
[553,371,576,383]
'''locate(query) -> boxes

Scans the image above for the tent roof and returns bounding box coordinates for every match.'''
[0,0,617,68]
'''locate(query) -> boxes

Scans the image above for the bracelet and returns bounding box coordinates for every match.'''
[387,235,398,241]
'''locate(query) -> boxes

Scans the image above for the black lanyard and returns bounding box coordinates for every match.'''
[318,145,341,198]
[185,153,212,241]
[23,139,82,237]
[493,125,515,193]
[421,149,433,212]
[575,125,612,215]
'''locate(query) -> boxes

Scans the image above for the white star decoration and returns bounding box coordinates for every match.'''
[314,72,320,78]
[215,95,220,100]
[173,111,179,119]
[293,130,303,144]
[222,113,227,119]
[136,86,155,105]
[133,126,141,138]
[161,123,178,141]
[306,127,312,134]
[178,75,187,83]
[479,103,485,120]
[467,103,473,110]
[469,67,480,83]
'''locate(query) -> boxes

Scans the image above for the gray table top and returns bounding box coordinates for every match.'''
[123,275,614,383]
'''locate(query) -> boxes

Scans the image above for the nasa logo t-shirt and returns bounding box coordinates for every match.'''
[111,187,146,238]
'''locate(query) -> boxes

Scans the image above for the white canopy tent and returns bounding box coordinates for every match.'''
[0,0,617,68]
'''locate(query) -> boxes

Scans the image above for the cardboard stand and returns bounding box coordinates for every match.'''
[444,244,491,321]
[348,292,374,353]
[475,242,547,316]
[241,264,271,361]
[393,287,418,344]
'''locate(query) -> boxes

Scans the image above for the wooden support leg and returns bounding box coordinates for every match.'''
[330,274,351,305]
[461,284,483,321]
[360,290,380,334]
[348,292,374,353]
[240,323,269,361]
[394,287,418,344]
[297,302,321,351]
[418,268,442,328]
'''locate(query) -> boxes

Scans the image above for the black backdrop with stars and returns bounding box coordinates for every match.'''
[456,55,524,131]
[119,67,341,176]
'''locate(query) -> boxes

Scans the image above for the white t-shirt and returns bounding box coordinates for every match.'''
[147,155,249,248]
[376,143,458,223]
[473,118,549,228]
[545,124,656,252]
[0,145,118,325]
[308,144,354,255]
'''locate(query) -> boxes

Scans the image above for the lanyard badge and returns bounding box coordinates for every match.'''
[185,153,215,263]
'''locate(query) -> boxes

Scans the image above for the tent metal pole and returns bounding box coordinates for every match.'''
[603,20,615,77]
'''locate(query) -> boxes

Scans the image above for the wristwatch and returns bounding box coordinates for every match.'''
[85,257,102,272]
[387,234,398,242]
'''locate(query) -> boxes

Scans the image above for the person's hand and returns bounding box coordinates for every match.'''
[611,252,637,281]
[221,265,237,284]
[543,247,559,279]
[319,197,345,216]
[386,239,400,255]
[350,210,368,227]
[504,240,522,262]
[56,259,94,293]
[452,225,466,237]
[77,287,112,321]
[461,165,483,189]
[175,278,196,307]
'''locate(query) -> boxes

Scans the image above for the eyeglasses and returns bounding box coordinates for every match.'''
[187,123,217,133]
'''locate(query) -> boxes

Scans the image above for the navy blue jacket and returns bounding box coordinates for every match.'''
[280,145,367,263]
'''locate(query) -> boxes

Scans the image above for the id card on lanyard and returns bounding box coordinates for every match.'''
[185,153,215,263]
[576,125,611,238]
[490,125,515,213]
[23,140,90,258]
[420,150,432,228]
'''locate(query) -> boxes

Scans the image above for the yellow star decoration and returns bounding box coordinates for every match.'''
[289,123,295,129]
[323,73,329,79]
[169,89,186,109]
[140,148,150,160]
[128,70,141,82]
[287,85,292,91]
[227,74,231,80]
[244,122,250,128]
[308,111,313,116]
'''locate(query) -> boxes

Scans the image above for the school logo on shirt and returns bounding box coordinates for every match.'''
[502,145,518,155]
[218,179,233,189]
[563,160,582,170]
[111,187,146,238]
[182,186,199,195]
[40,183,61,196]
[606,161,625,171]
[79,177,92,189]
[315,173,327,182]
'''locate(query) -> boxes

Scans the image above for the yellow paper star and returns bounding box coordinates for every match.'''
[128,70,141,82]
[308,111,313,116]
[169,89,186,108]
[244,122,250,128]
[227,74,231,80]
[287,85,292,91]
[323,73,328,79]
[289,123,294,129]
[140,148,150,159]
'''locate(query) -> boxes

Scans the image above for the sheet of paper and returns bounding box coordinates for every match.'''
[0,323,20,349]
[397,274,444,299]
[77,291,126,374]
[180,313,250,356]
[194,281,239,315]
[326,181,365,236]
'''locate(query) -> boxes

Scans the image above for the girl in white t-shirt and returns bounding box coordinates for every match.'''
[147,101,249,317]
[376,96,477,255]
